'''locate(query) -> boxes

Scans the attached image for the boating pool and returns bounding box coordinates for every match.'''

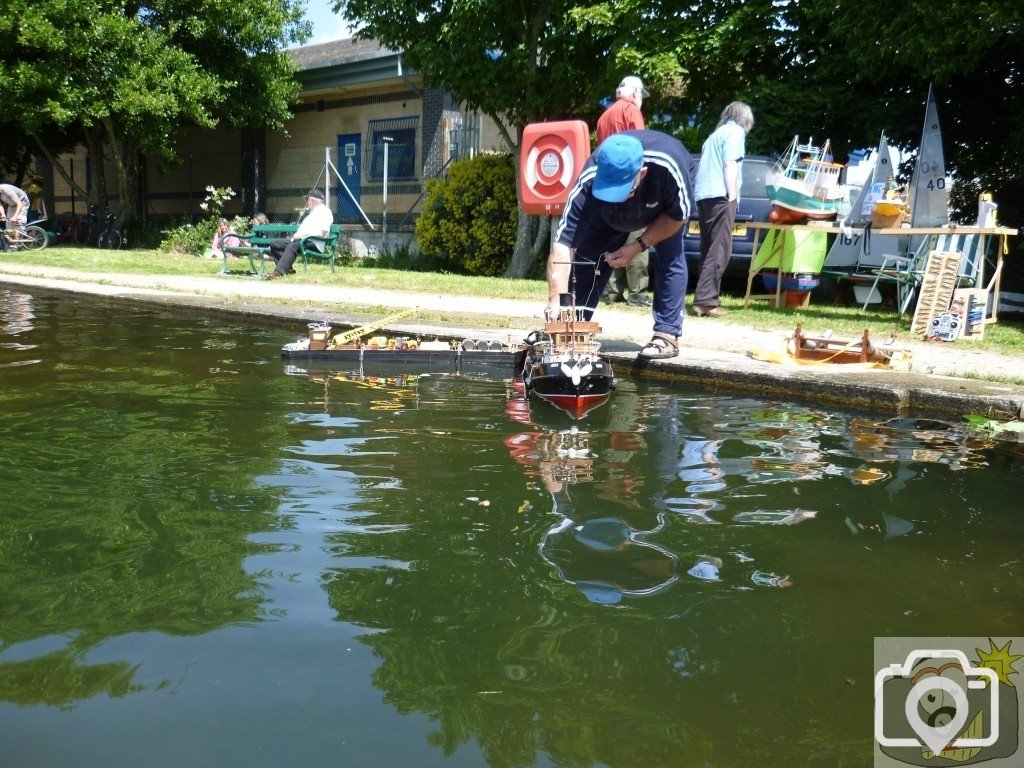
[0,288,1021,767]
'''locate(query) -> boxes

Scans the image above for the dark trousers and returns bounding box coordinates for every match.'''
[606,231,650,297]
[568,216,688,338]
[694,197,736,307]
[269,239,300,274]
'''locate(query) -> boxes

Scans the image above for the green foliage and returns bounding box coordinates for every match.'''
[160,219,219,256]
[0,0,308,227]
[371,240,446,272]
[416,154,518,277]
[159,186,242,255]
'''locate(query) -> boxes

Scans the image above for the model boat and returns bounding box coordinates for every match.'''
[766,136,845,222]
[281,309,521,375]
[785,324,909,366]
[520,294,615,419]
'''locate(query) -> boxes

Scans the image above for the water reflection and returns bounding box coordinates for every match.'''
[0,289,39,363]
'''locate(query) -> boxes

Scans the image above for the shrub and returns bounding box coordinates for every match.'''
[158,186,238,256]
[416,153,517,276]
[159,219,218,255]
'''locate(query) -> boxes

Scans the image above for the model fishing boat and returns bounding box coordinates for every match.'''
[520,293,616,419]
[766,136,845,222]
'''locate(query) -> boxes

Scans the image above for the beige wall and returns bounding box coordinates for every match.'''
[45,81,512,227]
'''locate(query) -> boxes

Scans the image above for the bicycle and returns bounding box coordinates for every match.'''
[1,220,48,252]
[72,207,123,249]
[74,206,98,245]
[97,213,123,249]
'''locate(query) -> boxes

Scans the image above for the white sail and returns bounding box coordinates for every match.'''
[908,84,949,227]
[825,88,949,272]
[855,133,893,222]
[825,133,899,269]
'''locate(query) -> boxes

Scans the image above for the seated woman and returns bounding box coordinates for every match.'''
[205,218,241,258]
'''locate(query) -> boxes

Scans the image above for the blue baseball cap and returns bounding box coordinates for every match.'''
[592,134,644,202]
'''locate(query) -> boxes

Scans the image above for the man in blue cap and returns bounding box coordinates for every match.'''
[545,130,696,359]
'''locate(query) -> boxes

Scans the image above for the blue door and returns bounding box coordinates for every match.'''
[336,134,362,223]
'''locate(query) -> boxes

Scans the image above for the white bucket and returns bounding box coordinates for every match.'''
[853,285,882,304]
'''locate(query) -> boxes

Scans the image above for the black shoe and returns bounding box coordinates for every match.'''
[627,293,653,307]
[601,293,626,305]
[692,304,728,317]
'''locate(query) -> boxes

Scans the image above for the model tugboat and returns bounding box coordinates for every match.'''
[520,293,616,419]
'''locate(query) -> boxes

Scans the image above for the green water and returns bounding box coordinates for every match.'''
[0,288,1021,767]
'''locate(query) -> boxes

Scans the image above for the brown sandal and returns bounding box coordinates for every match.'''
[638,334,679,359]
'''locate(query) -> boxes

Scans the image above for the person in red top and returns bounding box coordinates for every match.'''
[596,76,652,307]
[596,75,647,143]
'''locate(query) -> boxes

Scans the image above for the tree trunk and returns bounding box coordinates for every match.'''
[505,210,541,277]
[82,126,108,213]
[101,118,141,232]
[502,122,545,278]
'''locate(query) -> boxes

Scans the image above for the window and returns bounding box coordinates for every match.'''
[367,118,418,181]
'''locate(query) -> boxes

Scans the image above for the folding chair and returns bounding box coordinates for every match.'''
[864,238,930,313]
[932,232,982,287]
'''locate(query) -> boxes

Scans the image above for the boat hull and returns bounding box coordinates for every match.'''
[765,183,842,219]
[282,341,519,375]
[525,360,615,418]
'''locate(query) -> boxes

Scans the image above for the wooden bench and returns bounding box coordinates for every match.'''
[221,223,343,275]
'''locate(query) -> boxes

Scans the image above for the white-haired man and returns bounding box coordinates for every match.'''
[597,76,653,307]
[266,188,333,279]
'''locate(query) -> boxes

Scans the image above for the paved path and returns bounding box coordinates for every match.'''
[2,263,1021,419]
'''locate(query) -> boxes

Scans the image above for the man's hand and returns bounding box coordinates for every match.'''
[604,242,641,270]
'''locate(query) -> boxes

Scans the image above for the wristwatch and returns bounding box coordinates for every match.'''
[636,235,650,251]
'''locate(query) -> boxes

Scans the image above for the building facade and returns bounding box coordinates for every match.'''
[45,38,510,250]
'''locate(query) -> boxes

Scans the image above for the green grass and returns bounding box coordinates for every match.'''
[6,245,1024,357]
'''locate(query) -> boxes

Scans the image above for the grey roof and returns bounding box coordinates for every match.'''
[289,37,418,92]
[289,38,399,72]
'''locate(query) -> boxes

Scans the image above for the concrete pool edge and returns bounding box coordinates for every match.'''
[2,268,1021,422]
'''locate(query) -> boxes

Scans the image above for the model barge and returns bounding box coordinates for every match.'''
[281,310,522,375]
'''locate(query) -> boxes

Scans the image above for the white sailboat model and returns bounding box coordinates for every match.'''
[907,84,949,227]
[824,85,949,272]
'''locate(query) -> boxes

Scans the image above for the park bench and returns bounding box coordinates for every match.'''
[221,223,344,276]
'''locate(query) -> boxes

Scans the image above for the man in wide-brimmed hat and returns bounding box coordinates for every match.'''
[266,188,333,279]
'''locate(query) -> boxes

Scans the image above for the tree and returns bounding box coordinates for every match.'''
[0,0,309,233]
[335,0,699,277]
[708,0,1023,286]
